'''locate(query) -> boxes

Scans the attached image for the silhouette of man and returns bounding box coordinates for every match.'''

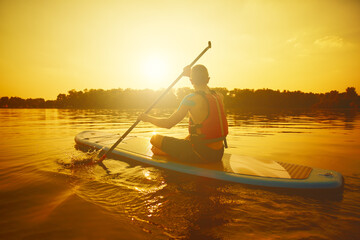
[138,64,228,163]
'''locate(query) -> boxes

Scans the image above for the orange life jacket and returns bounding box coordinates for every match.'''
[189,91,228,143]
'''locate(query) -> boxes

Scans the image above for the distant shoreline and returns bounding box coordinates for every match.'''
[1,87,359,109]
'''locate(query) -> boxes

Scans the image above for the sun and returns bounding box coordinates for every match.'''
[142,55,169,88]
[144,57,166,78]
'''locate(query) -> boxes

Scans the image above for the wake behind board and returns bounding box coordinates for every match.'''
[75,131,343,190]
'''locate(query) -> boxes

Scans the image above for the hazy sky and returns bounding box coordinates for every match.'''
[1,0,359,99]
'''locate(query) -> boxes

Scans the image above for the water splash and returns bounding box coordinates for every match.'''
[57,148,104,169]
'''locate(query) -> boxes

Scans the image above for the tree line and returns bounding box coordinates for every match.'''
[1,87,359,109]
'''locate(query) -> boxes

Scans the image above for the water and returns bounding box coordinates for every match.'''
[0,108,359,239]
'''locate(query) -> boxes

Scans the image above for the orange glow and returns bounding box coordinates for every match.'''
[0,1,359,99]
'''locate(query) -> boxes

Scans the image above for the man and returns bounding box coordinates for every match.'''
[138,64,228,163]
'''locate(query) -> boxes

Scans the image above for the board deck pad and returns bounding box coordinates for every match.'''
[277,162,312,179]
[75,131,344,190]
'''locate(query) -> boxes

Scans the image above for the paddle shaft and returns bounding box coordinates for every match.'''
[98,41,212,162]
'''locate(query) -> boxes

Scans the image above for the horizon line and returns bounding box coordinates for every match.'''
[1,86,357,101]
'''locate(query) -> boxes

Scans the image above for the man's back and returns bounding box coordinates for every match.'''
[187,91,224,125]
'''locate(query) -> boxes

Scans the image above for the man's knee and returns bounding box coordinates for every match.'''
[150,134,164,148]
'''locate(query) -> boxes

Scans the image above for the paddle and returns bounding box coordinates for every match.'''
[95,41,212,164]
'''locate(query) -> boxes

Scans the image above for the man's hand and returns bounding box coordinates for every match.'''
[137,113,150,122]
[183,65,191,77]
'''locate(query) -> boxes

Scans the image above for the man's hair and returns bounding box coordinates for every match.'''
[191,64,209,85]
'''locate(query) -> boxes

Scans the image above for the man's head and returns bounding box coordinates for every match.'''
[190,64,209,86]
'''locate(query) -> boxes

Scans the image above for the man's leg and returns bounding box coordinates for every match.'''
[152,135,204,163]
[150,134,168,156]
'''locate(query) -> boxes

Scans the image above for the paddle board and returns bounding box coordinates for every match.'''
[75,131,343,190]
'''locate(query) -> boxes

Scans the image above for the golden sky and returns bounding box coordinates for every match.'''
[1,0,359,99]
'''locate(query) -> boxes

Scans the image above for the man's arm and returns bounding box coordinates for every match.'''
[138,103,190,129]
